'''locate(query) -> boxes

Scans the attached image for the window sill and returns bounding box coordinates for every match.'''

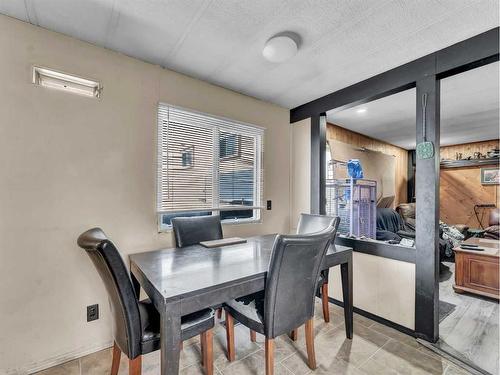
[158,218,262,233]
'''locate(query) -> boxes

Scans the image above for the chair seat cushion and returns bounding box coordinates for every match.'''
[138,300,215,355]
[224,291,266,335]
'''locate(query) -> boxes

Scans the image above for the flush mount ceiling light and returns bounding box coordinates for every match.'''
[262,32,299,63]
[356,108,367,114]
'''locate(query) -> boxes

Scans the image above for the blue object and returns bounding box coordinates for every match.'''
[347,159,363,179]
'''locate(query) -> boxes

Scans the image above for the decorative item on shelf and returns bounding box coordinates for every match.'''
[481,167,500,185]
[455,152,463,160]
[487,148,500,159]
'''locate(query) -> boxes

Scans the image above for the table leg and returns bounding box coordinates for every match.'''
[341,258,353,339]
[131,272,141,298]
[160,302,182,375]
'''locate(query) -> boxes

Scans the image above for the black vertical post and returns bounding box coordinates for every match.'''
[311,113,327,214]
[415,76,440,342]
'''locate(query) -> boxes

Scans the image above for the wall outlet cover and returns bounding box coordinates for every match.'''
[87,304,99,322]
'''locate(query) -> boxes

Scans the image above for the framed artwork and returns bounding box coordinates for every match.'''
[481,167,500,185]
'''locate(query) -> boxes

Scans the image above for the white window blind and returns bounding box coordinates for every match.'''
[157,104,264,225]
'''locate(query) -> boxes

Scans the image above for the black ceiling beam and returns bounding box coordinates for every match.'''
[290,27,499,123]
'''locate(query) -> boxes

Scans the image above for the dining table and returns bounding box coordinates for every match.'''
[129,234,353,375]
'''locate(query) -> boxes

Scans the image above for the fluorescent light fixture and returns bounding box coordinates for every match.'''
[32,66,102,98]
[356,108,367,114]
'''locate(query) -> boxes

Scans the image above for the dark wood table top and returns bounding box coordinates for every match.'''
[130,234,352,303]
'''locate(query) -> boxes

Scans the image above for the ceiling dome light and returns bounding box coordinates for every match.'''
[262,34,299,63]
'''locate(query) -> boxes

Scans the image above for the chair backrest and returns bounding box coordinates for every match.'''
[77,228,142,359]
[171,215,223,248]
[263,218,339,338]
[297,213,337,235]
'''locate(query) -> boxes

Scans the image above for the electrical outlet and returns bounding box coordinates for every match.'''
[267,200,272,210]
[87,304,99,322]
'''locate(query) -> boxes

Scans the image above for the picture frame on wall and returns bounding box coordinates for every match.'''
[481,167,500,185]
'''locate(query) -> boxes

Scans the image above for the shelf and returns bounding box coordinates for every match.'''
[440,158,499,169]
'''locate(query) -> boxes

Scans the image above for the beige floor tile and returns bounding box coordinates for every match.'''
[293,324,381,368]
[370,339,448,375]
[357,358,400,375]
[314,357,365,375]
[280,351,314,375]
[212,324,261,370]
[34,359,80,375]
[351,313,376,329]
[80,347,128,375]
[221,350,293,375]
[368,321,420,349]
[179,362,221,375]
[351,324,390,348]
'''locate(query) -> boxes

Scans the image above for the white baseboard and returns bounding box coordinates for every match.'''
[4,340,113,375]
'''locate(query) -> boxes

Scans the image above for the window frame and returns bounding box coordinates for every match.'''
[157,103,264,232]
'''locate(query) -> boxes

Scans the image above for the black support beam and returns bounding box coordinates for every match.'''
[290,27,499,123]
[414,76,440,343]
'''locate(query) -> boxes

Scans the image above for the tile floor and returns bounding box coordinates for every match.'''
[35,301,473,375]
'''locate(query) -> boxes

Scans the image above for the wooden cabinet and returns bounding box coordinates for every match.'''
[453,238,499,300]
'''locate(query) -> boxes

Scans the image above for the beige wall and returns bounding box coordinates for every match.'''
[290,119,311,231]
[329,253,416,329]
[0,15,290,373]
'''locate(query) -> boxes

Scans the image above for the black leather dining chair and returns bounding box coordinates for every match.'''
[77,228,215,375]
[171,215,225,319]
[171,215,223,248]
[223,223,338,375]
[297,213,340,324]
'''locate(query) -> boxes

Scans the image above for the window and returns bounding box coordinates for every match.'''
[220,133,240,159]
[157,104,264,230]
[32,66,102,98]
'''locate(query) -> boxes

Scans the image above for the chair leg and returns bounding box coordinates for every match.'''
[111,342,121,375]
[250,329,256,342]
[289,329,298,341]
[201,329,214,375]
[265,338,274,375]
[305,319,317,370]
[217,308,223,320]
[225,312,236,361]
[129,356,142,375]
[321,282,330,323]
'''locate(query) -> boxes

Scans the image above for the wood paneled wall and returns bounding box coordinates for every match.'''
[327,123,408,205]
[441,139,499,160]
[440,139,499,228]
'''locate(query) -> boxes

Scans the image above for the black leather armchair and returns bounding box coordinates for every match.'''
[77,228,215,375]
[296,213,339,324]
[223,221,339,375]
